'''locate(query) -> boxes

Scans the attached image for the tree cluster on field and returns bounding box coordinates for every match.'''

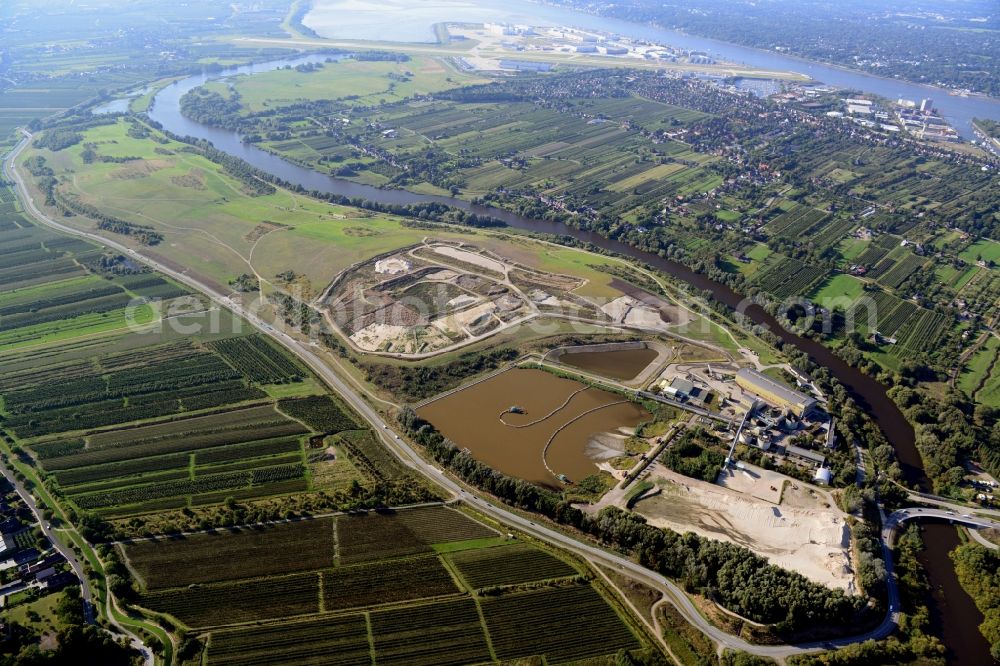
[0,587,139,665]
[360,348,519,402]
[52,193,163,245]
[659,428,726,482]
[32,129,82,152]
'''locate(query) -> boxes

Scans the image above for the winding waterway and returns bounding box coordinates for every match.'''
[301,0,1000,139]
[147,54,992,663]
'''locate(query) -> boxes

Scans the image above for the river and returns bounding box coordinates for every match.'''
[146,54,992,663]
[301,0,1000,139]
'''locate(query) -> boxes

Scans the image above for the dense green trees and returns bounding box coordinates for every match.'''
[32,130,82,152]
[659,429,725,482]
[362,348,518,402]
[951,543,1000,659]
[888,383,999,489]
[0,588,138,665]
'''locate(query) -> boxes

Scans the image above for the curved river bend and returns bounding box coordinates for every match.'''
[147,56,992,663]
[300,0,1000,139]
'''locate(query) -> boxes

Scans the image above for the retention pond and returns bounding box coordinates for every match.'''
[416,368,648,487]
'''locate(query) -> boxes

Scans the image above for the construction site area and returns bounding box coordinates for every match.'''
[631,464,853,590]
[321,240,679,357]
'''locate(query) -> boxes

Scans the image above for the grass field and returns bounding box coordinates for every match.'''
[809,273,865,308]
[24,119,474,293]
[960,335,1000,408]
[215,55,485,112]
[2,592,68,636]
[959,239,1000,264]
[25,118,646,309]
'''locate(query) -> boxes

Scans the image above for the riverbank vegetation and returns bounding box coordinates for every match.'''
[788,524,945,664]
[950,542,1000,659]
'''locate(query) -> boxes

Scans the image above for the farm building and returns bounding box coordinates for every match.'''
[736,368,816,417]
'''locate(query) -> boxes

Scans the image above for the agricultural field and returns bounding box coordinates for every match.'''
[121,518,336,588]
[122,509,646,663]
[751,256,828,300]
[481,584,641,662]
[207,614,372,666]
[448,542,578,589]
[0,190,381,520]
[117,503,645,663]
[3,329,341,515]
[959,335,1000,408]
[335,505,496,564]
[0,217,163,348]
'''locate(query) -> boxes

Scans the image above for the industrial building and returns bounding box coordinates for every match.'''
[785,444,825,467]
[499,60,552,72]
[736,368,816,417]
[659,377,708,406]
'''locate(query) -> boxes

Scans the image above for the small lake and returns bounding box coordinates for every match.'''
[92,86,151,115]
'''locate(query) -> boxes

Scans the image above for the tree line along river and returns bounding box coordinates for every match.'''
[145,53,992,663]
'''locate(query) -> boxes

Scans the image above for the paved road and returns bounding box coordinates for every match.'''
[969,527,1000,550]
[888,507,1000,532]
[0,458,94,623]
[903,489,1000,518]
[1,129,938,659]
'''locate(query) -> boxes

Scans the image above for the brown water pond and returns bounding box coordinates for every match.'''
[417,368,649,487]
[558,347,659,381]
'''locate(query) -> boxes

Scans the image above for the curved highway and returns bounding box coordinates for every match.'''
[6,129,997,660]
